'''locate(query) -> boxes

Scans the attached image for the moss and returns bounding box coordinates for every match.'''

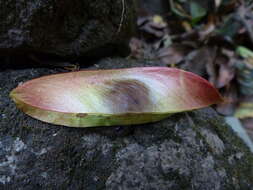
[197,112,253,187]
[163,170,191,190]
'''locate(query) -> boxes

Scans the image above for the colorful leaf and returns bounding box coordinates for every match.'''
[10,67,223,127]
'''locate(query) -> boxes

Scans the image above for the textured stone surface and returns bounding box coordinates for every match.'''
[0,0,136,58]
[1,58,253,190]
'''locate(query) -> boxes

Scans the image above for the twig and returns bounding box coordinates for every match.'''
[116,0,125,35]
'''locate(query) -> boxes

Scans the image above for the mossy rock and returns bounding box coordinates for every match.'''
[0,58,253,189]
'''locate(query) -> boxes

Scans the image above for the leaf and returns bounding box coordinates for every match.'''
[169,0,191,19]
[236,46,253,59]
[235,47,253,95]
[10,67,223,127]
[235,102,253,119]
[190,2,207,23]
[215,55,235,89]
[157,44,192,66]
[138,15,168,38]
[217,14,241,39]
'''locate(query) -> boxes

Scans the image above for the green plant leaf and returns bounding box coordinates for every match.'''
[236,46,253,59]
[190,2,206,19]
[10,67,223,127]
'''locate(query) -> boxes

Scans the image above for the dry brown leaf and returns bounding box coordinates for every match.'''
[157,44,193,66]
[138,15,168,39]
[184,46,216,77]
[129,37,145,59]
[216,56,235,88]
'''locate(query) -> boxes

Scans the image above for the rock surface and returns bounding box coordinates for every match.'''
[1,58,253,190]
[0,0,136,58]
